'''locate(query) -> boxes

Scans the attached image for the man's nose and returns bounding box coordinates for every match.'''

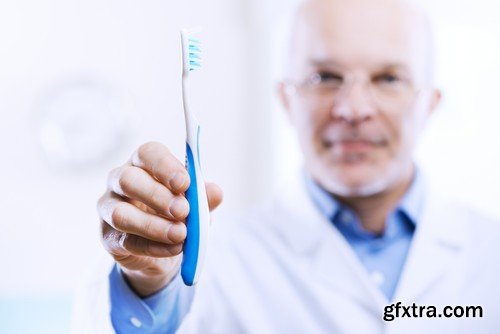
[331,81,377,125]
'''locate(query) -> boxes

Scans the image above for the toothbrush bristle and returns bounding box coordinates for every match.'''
[188,37,201,71]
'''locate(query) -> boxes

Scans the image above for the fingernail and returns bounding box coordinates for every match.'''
[169,197,189,218]
[168,223,187,243]
[169,172,187,191]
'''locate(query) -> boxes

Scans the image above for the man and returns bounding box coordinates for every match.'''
[72,0,500,333]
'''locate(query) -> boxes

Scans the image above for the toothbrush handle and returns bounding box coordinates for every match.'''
[181,124,210,286]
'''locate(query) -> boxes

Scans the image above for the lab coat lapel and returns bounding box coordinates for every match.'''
[311,217,389,312]
[276,174,387,314]
[393,190,466,302]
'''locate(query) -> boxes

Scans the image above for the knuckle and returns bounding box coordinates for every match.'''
[96,193,107,212]
[97,193,114,222]
[142,215,156,238]
[136,142,168,164]
[106,167,122,193]
[136,142,151,160]
[156,154,172,172]
[111,202,130,231]
[107,167,121,182]
[149,184,167,207]
[118,167,137,194]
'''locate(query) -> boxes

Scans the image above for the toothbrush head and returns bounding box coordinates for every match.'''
[181,29,202,76]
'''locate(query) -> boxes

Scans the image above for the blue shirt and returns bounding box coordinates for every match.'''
[109,171,423,333]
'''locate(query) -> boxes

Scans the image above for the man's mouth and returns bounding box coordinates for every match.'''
[323,138,385,153]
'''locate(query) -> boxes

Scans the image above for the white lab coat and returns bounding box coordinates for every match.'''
[71,175,500,333]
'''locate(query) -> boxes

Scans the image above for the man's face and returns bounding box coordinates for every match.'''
[280,0,440,196]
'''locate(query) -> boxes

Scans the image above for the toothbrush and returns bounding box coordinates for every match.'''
[180,28,210,286]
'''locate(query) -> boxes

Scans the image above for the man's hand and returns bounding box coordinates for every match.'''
[97,142,223,297]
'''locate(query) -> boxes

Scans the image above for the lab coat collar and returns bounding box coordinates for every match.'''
[393,187,467,302]
[274,167,467,311]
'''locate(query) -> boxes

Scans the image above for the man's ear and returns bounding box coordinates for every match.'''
[428,88,442,116]
[276,82,293,123]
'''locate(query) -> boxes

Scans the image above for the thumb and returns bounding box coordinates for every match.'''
[205,182,223,211]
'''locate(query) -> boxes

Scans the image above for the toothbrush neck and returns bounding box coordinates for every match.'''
[182,76,197,127]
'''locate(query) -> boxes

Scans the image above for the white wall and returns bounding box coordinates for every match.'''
[415,0,500,218]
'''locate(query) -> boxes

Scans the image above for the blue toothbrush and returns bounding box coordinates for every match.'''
[180,29,210,286]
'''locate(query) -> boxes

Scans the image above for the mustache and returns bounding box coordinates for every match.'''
[321,128,387,147]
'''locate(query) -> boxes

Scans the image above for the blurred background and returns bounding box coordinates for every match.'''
[0,0,499,332]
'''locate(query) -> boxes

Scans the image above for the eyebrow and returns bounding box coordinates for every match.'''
[308,59,343,68]
[376,64,411,73]
[308,59,410,72]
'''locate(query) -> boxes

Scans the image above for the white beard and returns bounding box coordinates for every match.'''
[312,158,410,197]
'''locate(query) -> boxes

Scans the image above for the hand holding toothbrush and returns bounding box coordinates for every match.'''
[97,141,223,296]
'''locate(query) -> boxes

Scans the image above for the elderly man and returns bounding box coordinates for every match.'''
[74,0,500,333]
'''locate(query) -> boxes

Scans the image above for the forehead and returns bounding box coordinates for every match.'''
[291,0,430,73]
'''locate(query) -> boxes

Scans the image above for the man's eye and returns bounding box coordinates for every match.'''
[307,71,343,86]
[317,71,343,82]
[373,73,401,84]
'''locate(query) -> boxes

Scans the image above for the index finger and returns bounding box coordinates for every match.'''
[131,141,190,194]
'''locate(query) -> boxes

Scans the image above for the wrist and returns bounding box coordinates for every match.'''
[121,262,180,298]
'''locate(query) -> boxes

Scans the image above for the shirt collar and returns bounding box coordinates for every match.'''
[303,167,425,227]
[397,167,424,227]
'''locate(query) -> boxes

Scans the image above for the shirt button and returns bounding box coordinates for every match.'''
[130,316,142,328]
[370,271,385,286]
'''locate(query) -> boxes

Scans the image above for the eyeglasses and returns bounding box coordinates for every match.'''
[284,71,423,112]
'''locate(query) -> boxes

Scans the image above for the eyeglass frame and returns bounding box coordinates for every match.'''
[282,69,430,112]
